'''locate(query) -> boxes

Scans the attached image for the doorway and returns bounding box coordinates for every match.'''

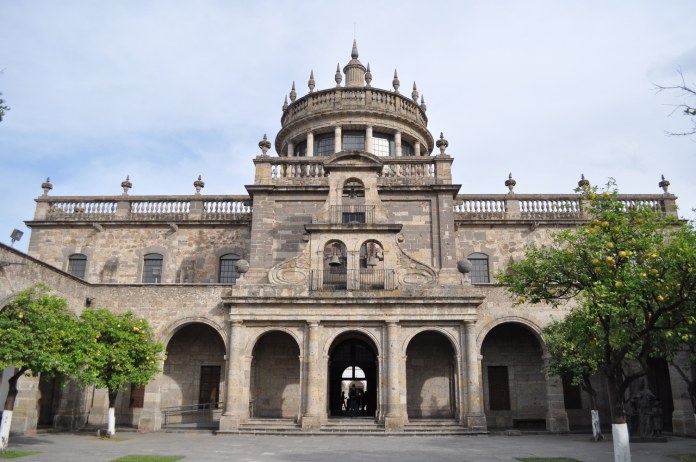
[328,335,378,417]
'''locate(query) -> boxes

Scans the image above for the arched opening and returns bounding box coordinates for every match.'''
[161,323,226,427]
[481,323,546,430]
[328,333,378,418]
[406,331,457,419]
[250,331,301,418]
[322,241,347,290]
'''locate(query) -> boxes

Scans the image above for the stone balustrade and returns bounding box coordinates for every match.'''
[35,195,252,222]
[281,87,428,128]
[454,194,677,221]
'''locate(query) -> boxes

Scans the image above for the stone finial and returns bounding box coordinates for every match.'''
[436,132,448,154]
[258,133,271,156]
[282,95,288,111]
[289,81,297,102]
[505,173,517,193]
[420,95,427,112]
[193,175,205,195]
[351,39,359,59]
[365,63,372,87]
[412,82,419,102]
[335,63,342,87]
[121,175,132,195]
[41,177,53,196]
[308,70,315,93]
[392,69,400,93]
[578,174,590,190]
[658,174,670,194]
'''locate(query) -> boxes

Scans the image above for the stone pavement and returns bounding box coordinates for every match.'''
[6,431,696,462]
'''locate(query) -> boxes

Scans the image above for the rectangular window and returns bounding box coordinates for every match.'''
[488,366,511,410]
[342,131,365,151]
[129,384,145,408]
[315,135,335,157]
[199,365,221,409]
[342,212,366,224]
[142,254,163,283]
[468,255,490,283]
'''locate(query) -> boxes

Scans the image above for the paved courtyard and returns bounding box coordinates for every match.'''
[5,432,696,462]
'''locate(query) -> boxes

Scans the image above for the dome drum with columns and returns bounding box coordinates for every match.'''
[275,41,434,158]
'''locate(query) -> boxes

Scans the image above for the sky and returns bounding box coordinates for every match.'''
[1,0,695,253]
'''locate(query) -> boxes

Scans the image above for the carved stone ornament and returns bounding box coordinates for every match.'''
[395,236,436,286]
[268,251,311,285]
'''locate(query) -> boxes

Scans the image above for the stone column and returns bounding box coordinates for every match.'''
[287,141,295,157]
[306,132,314,157]
[414,141,421,156]
[302,321,322,430]
[334,127,342,154]
[395,131,402,157]
[464,321,486,430]
[543,354,570,432]
[219,321,244,432]
[384,321,404,431]
[365,125,373,154]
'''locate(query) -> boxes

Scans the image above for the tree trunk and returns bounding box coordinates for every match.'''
[106,391,118,437]
[605,367,631,462]
[1,368,27,451]
[583,374,604,441]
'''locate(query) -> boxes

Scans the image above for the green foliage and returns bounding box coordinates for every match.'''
[543,310,601,386]
[0,92,8,122]
[0,284,83,381]
[76,309,164,396]
[110,456,184,462]
[500,183,696,418]
[0,451,40,459]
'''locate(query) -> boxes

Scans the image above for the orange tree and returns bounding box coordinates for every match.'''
[0,285,83,451]
[75,309,163,436]
[499,184,696,460]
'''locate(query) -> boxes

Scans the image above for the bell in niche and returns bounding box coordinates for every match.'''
[329,255,342,267]
[366,256,379,267]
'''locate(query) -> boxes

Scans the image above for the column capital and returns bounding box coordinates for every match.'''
[307,320,320,328]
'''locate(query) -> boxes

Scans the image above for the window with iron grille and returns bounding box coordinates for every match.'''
[142,253,163,283]
[342,131,365,151]
[67,254,87,279]
[372,133,394,156]
[219,254,240,284]
[315,134,335,156]
[468,252,490,283]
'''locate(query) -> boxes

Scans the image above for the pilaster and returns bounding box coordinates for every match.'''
[219,321,244,432]
[543,354,569,432]
[464,321,486,430]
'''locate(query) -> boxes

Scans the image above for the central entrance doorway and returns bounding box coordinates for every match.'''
[328,334,378,417]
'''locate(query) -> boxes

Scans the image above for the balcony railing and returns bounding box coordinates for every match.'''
[37,195,252,223]
[310,269,396,291]
[330,205,375,224]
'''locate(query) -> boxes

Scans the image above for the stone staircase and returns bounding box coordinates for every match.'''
[217,417,488,436]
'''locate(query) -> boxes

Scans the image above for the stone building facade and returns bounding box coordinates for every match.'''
[1,42,694,436]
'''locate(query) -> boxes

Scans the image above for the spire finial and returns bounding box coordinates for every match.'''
[505,173,517,193]
[578,174,590,190]
[420,95,427,112]
[435,132,448,155]
[392,69,400,94]
[282,95,288,111]
[365,63,372,87]
[41,177,53,196]
[193,175,205,195]
[658,174,670,194]
[258,134,271,156]
[308,70,315,93]
[121,175,132,196]
[351,39,359,59]
[335,63,342,87]
[289,81,297,102]
[412,82,419,102]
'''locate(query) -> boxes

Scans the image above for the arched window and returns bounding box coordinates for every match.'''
[219,253,241,284]
[67,254,87,279]
[467,252,490,283]
[142,253,163,283]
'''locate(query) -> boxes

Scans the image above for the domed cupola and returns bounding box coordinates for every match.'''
[343,40,366,87]
[275,42,435,158]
